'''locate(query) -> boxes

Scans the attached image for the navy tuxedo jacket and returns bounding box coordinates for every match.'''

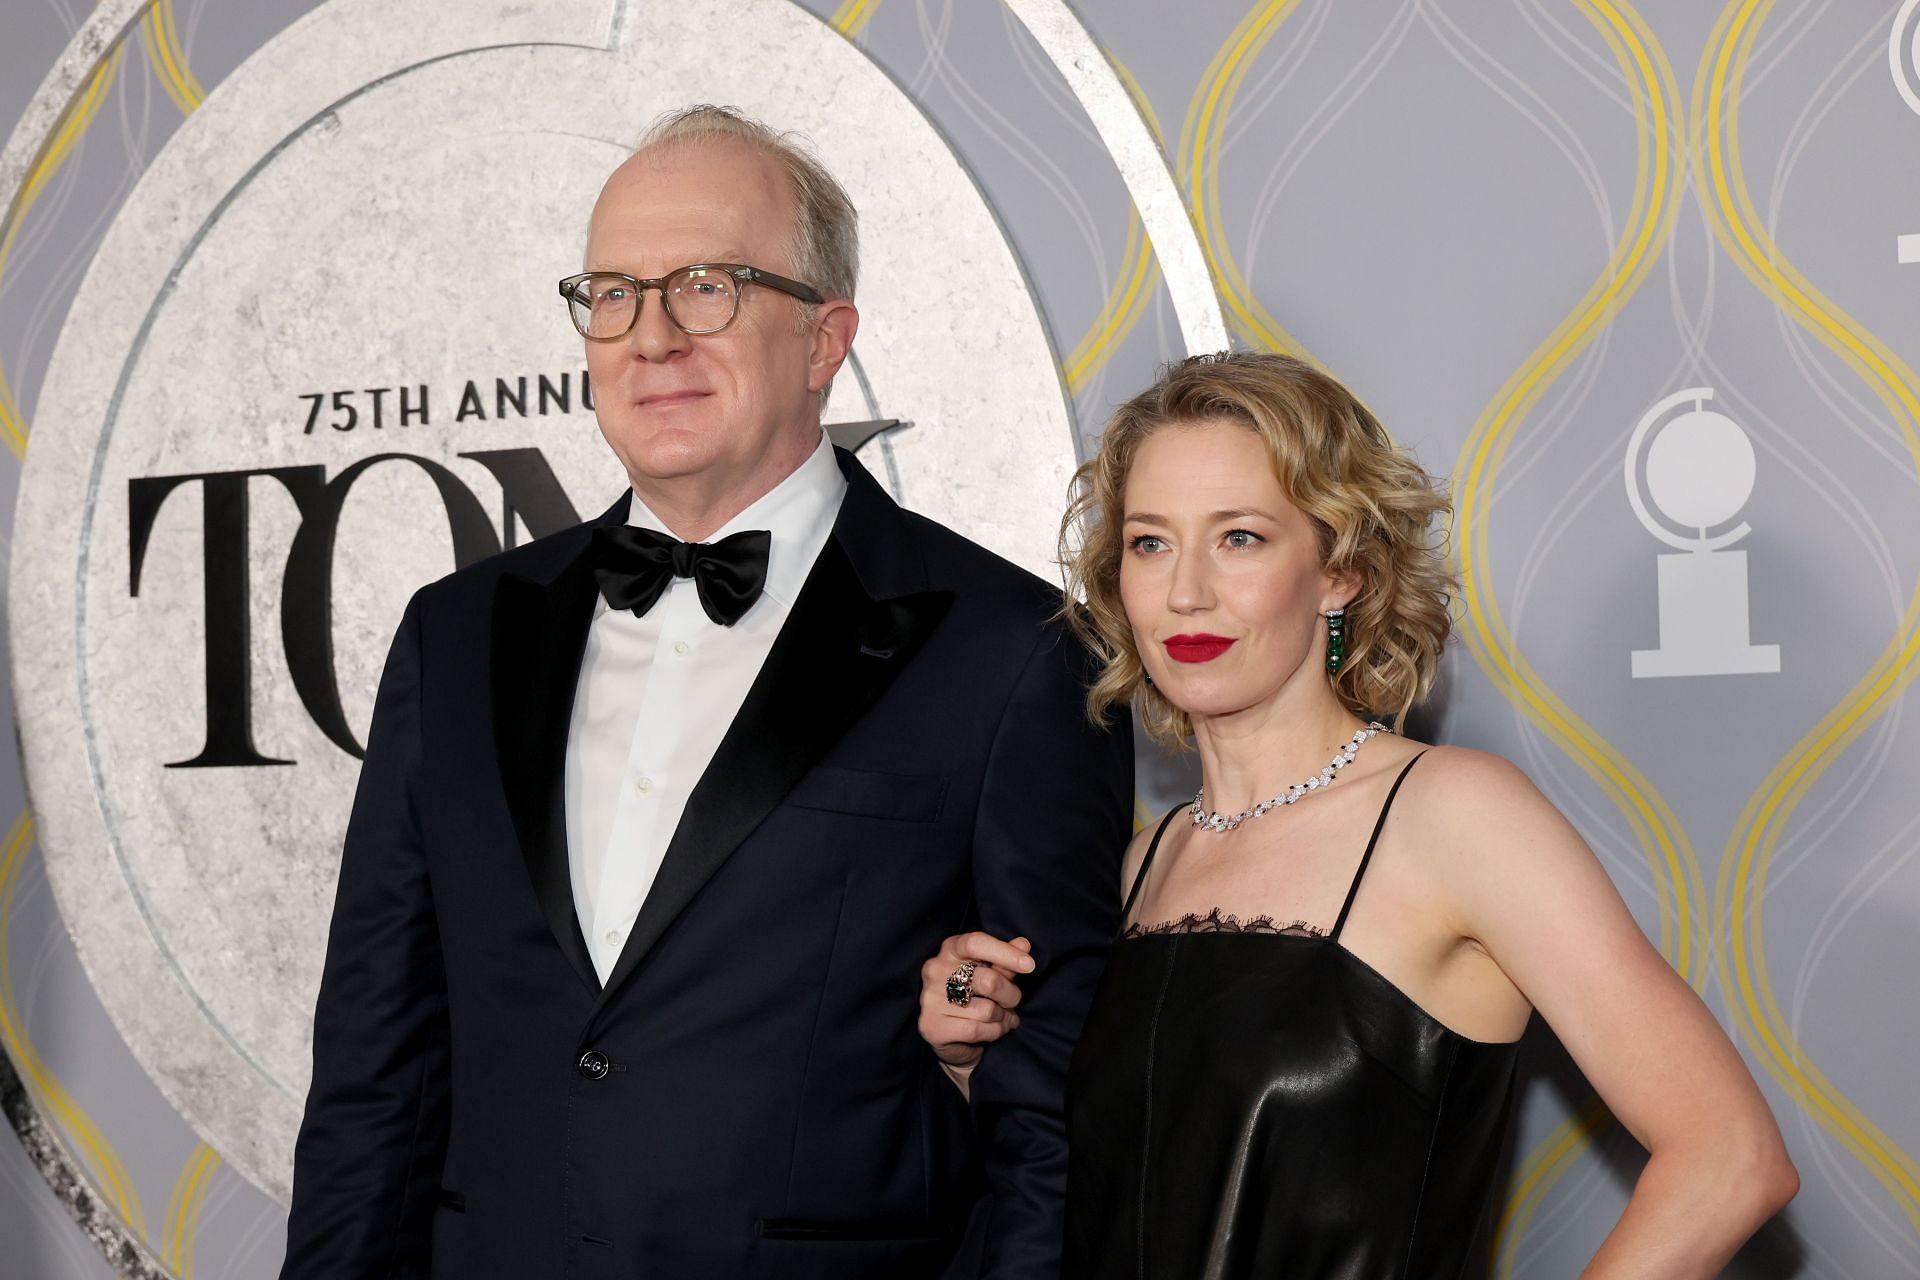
[281,449,1134,1279]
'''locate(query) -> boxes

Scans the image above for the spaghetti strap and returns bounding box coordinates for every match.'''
[1329,751,1427,942]
[1119,806,1184,936]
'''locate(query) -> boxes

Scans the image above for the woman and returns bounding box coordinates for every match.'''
[918,352,1796,1278]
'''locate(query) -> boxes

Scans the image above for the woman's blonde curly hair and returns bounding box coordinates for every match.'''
[1062,352,1454,748]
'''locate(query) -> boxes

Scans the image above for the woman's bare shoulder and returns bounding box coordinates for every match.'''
[1398,742,1542,806]
[1392,743,1604,902]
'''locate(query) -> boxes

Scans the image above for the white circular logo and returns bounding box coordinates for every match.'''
[1644,407,1756,531]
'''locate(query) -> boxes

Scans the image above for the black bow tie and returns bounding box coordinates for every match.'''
[592,525,773,627]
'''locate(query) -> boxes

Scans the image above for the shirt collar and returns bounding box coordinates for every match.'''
[624,431,847,610]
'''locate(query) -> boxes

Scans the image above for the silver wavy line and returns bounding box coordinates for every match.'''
[1791,1090,1920,1270]
[906,0,950,101]
[1765,15,1908,472]
[1668,20,1920,1254]
[1787,729,1918,1034]
[1001,0,1229,354]
[1664,207,1905,614]
[0,0,150,218]
[904,0,1104,438]
[1414,3,1671,918]
[10,119,150,440]
[0,5,194,1273]
[1747,0,1835,93]
[909,2,1108,288]
[1430,0,1692,544]
[1514,716,1661,905]
[994,10,1145,411]
[1512,0,1631,113]
[1754,694,1900,902]
[3,854,169,1280]
[997,6,1105,150]
[1218,0,1331,157]
[1759,32,1920,1253]
[214,1171,281,1280]
[1500,1123,1632,1272]
[1417,0,1618,240]
[1242,1,1419,281]
[1,1051,166,1279]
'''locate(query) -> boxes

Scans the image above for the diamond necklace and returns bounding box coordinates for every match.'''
[1190,722,1391,833]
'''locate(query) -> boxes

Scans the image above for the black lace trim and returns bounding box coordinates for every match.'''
[1120,908,1326,940]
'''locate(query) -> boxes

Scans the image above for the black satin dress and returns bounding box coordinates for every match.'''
[1065,754,1520,1279]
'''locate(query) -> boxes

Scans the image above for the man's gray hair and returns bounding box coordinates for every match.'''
[637,105,859,314]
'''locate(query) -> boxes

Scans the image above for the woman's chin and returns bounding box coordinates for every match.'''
[1161,682,1260,721]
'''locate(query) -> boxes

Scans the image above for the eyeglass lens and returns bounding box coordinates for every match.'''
[569,267,740,338]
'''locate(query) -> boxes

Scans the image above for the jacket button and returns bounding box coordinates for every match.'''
[577,1050,610,1080]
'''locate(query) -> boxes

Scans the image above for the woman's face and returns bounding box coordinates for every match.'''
[1119,418,1349,721]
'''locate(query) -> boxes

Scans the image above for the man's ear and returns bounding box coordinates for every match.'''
[807,300,859,394]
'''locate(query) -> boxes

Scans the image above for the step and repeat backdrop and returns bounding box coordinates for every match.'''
[2,1,1916,1276]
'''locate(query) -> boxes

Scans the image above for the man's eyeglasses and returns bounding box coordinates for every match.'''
[557,263,825,339]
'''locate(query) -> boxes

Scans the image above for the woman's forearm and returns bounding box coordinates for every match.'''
[940,1058,975,1102]
[1581,1128,1797,1278]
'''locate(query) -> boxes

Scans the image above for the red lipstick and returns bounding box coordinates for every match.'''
[1163,634,1236,664]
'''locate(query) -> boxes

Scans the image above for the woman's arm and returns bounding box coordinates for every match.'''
[917,819,1157,1100]
[917,931,1034,1101]
[1426,749,1797,1278]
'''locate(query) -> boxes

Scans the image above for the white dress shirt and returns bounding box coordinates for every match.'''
[565,433,847,983]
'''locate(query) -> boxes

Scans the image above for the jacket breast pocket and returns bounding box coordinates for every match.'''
[782,766,946,823]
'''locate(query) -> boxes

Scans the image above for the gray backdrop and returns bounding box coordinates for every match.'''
[1,0,1916,1276]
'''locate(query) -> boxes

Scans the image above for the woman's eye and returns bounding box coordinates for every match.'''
[1224,529,1262,549]
[1128,535,1166,554]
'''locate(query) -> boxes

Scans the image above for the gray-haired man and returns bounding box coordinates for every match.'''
[282,105,1132,1279]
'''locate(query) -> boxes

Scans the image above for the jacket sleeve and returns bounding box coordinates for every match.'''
[957,619,1133,1278]
[282,592,450,1279]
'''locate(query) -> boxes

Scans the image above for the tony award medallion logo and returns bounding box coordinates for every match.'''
[1895,0,1920,265]
[1625,387,1780,679]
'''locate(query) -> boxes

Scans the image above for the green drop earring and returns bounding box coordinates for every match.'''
[1325,608,1346,674]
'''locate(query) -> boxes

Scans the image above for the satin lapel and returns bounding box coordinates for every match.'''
[593,538,954,1008]
[492,540,602,992]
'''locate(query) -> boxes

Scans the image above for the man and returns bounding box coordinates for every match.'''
[281,105,1132,1279]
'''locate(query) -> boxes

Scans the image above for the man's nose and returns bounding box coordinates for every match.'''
[624,289,692,361]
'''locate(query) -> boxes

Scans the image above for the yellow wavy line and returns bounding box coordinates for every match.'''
[140,0,207,116]
[164,1142,220,1276]
[1,1,200,459]
[0,41,129,457]
[1062,55,1164,396]
[1489,1095,1613,1271]
[829,0,883,39]
[1179,0,1313,356]
[1455,0,1694,976]
[1695,0,1920,1230]
[1444,4,1696,1272]
[1064,209,1157,396]
[162,1144,188,1269]
[0,814,148,1237]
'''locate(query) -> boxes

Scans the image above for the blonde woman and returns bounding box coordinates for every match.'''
[918,353,1795,1279]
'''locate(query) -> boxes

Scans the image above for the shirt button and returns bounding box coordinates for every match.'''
[672,640,691,657]
[633,776,652,794]
[577,1049,610,1080]
[604,928,623,948]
